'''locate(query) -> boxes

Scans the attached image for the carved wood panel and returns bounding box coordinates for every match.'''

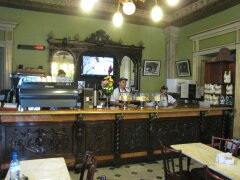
[153,117,199,148]
[121,119,148,153]
[85,120,114,155]
[200,115,223,144]
[48,30,144,90]
[3,122,73,162]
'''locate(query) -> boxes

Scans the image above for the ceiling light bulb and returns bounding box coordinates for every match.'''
[113,12,123,27]
[80,0,96,13]
[166,0,180,6]
[151,6,163,22]
[122,1,136,15]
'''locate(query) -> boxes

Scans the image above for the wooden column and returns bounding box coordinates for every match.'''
[233,43,240,137]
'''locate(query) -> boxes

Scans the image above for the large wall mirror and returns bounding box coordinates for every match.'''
[51,51,74,78]
[120,56,135,91]
[48,30,144,90]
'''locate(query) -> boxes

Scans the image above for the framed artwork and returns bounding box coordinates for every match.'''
[143,60,160,76]
[176,59,191,77]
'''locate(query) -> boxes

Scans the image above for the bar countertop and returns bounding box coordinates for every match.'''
[0,106,233,116]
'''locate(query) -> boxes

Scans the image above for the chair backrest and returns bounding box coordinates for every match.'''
[204,166,224,180]
[160,145,184,180]
[0,89,13,103]
[211,136,240,157]
[79,151,97,180]
[86,163,96,180]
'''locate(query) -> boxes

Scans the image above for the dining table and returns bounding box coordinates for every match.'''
[5,157,71,180]
[171,142,240,180]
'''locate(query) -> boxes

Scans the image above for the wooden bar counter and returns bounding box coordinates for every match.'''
[0,106,233,172]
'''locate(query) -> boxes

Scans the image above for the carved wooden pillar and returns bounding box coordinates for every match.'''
[114,114,123,167]
[164,26,179,79]
[147,113,157,162]
[74,114,86,172]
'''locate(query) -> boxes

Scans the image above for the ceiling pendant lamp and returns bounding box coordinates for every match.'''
[113,12,124,27]
[166,0,180,6]
[122,1,136,15]
[111,0,180,27]
[80,0,97,13]
[151,5,163,22]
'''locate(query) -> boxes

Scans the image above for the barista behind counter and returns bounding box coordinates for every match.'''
[110,77,130,107]
[160,85,177,107]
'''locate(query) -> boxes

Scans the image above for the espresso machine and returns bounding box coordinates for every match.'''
[81,88,94,109]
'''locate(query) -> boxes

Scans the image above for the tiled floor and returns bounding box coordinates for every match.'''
[69,158,202,180]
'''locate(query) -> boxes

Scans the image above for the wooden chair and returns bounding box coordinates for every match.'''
[204,166,225,180]
[85,163,97,180]
[160,145,192,180]
[0,89,13,103]
[79,151,97,180]
[211,136,240,156]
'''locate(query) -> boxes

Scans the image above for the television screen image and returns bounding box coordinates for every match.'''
[82,56,114,76]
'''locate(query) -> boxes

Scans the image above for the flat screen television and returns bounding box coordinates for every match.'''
[81,56,114,76]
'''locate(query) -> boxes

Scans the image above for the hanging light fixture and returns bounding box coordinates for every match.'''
[122,1,136,15]
[78,0,181,27]
[151,0,163,22]
[166,0,180,6]
[113,12,124,27]
[113,0,124,27]
[80,0,98,13]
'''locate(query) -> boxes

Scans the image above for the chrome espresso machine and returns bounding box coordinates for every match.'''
[18,82,78,109]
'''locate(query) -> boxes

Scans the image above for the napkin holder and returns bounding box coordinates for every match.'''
[215,152,234,165]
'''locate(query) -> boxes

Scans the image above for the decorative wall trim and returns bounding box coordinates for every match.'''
[0,21,17,89]
[189,20,240,41]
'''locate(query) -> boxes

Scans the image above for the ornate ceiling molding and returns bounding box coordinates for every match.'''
[166,0,220,23]
[0,0,239,27]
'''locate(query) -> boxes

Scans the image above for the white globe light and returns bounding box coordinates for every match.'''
[166,0,180,6]
[80,0,96,13]
[123,1,136,15]
[113,12,123,27]
[151,6,163,22]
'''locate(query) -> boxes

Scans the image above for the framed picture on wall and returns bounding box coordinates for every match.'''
[143,60,160,76]
[176,59,191,77]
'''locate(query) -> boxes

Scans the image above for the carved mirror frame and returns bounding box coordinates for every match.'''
[48,30,144,90]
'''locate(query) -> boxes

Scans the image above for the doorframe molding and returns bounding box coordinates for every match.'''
[0,20,17,89]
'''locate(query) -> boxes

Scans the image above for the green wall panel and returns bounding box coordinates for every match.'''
[199,32,236,50]
[0,30,4,41]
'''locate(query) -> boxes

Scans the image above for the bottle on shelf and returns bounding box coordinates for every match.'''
[10,152,20,180]
[93,84,98,108]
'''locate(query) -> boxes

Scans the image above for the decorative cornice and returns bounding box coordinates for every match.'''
[166,0,220,23]
[0,0,239,27]
[164,26,180,41]
[0,20,18,29]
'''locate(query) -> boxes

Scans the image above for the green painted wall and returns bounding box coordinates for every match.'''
[177,4,240,79]
[0,6,165,92]
[199,32,236,50]
[2,4,240,92]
